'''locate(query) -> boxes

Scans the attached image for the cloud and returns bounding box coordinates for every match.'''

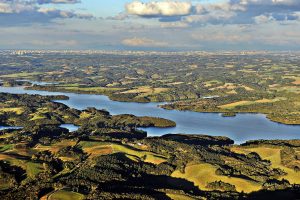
[122,37,168,47]
[188,22,300,50]
[126,0,300,26]
[253,14,275,24]
[239,0,299,6]
[30,39,78,46]
[125,1,192,17]
[191,31,251,43]
[37,7,93,19]
[107,12,128,20]
[160,21,189,28]
[0,0,35,14]
[0,0,93,26]
[37,0,80,4]
[0,2,13,13]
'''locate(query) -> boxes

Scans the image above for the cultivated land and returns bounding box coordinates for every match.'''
[0,51,300,199]
[0,50,299,125]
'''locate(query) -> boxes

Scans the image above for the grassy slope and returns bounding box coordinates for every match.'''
[171,162,261,193]
[79,141,167,165]
[48,190,85,200]
[166,193,196,200]
[231,146,300,184]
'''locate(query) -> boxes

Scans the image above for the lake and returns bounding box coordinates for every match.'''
[0,85,300,143]
[59,124,80,132]
[0,126,23,131]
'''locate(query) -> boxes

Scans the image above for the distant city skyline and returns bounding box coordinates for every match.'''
[1,0,300,51]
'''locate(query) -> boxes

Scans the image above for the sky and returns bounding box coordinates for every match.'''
[1,0,300,51]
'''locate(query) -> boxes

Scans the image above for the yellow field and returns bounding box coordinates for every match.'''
[293,79,300,85]
[48,190,84,200]
[83,145,113,158]
[269,84,279,88]
[151,74,161,79]
[0,107,24,115]
[120,86,169,96]
[275,86,300,93]
[255,99,273,103]
[167,82,184,85]
[111,143,167,164]
[204,80,222,87]
[243,86,254,91]
[58,86,123,93]
[209,83,254,91]
[59,157,77,162]
[28,107,50,120]
[79,141,167,164]
[79,111,92,119]
[231,146,300,184]
[219,101,253,109]
[0,72,42,78]
[283,76,300,85]
[0,153,11,160]
[30,114,47,121]
[34,139,77,153]
[136,69,145,75]
[219,98,284,109]
[214,83,236,90]
[227,90,237,94]
[166,193,196,200]
[171,162,261,193]
[106,82,122,87]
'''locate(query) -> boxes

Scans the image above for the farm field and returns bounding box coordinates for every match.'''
[171,162,262,193]
[231,146,300,184]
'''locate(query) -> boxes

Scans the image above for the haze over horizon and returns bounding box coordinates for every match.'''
[1,0,300,51]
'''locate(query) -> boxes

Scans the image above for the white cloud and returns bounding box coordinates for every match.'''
[107,12,128,20]
[125,1,192,17]
[0,0,93,26]
[0,1,35,14]
[241,0,299,5]
[37,7,92,19]
[37,0,80,4]
[0,2,13,13]
[191,31,251,43]
[125,0,300,26]
[253,14,275,23]
[122,37,168,47]
[160,21,189,28]
[30,39,78,46]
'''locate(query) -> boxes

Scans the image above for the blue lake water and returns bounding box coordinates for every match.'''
[0,85,300,143]
[60,124,80,132]
[0,126,23,131]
